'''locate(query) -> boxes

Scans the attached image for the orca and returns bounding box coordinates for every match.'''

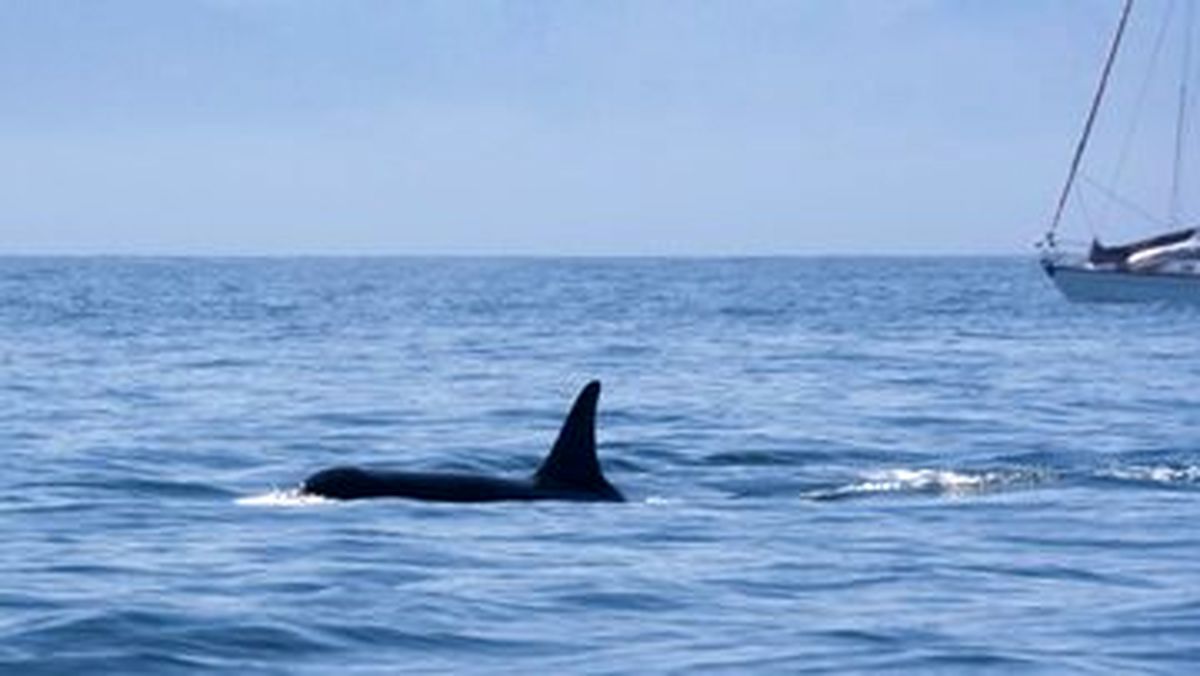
[300,381,623,502]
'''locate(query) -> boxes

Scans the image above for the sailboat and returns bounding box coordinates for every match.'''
[1040,0,1200,303]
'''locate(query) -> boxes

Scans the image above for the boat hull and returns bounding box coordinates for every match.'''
[1043,262,1200,303]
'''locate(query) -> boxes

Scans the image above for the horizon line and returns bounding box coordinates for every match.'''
[0,250,1035,260]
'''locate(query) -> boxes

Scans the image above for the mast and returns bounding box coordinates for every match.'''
[1045,0,1136,248]
[1170,0,1195,227]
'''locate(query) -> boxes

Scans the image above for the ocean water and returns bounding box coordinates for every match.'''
[1,257,1198,674]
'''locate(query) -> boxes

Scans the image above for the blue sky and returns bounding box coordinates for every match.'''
[0,1,1173,254]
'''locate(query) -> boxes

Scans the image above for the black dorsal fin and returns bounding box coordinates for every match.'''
[533,381,620,499]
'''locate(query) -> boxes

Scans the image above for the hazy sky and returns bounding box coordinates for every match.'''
[0,0,1181,255]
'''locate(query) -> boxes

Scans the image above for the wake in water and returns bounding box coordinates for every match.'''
[806,461,1200,501]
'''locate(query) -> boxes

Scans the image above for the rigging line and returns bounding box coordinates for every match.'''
[1081,172,1173,227]
[1171,0,1196,226]
[1047,0,1135,244]
[1100,0,1176,232]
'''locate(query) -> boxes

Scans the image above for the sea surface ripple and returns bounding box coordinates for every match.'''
[1,257,1199,673]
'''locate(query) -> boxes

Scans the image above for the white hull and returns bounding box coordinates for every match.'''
[1044,263,1200,303]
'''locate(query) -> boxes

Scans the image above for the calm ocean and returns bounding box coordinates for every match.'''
[1,257,1197,673]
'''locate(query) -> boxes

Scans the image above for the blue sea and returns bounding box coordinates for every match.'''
[1,257,1198,674]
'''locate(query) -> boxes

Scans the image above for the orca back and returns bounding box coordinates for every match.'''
[299,380,624,502]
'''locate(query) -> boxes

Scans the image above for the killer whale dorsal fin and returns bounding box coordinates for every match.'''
[534,380,618,497]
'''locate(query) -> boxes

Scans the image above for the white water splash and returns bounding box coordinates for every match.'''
[235,488,329,507]
[1103,465,1200,485]
[847,469,988,495]
[807,468,1052,500]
